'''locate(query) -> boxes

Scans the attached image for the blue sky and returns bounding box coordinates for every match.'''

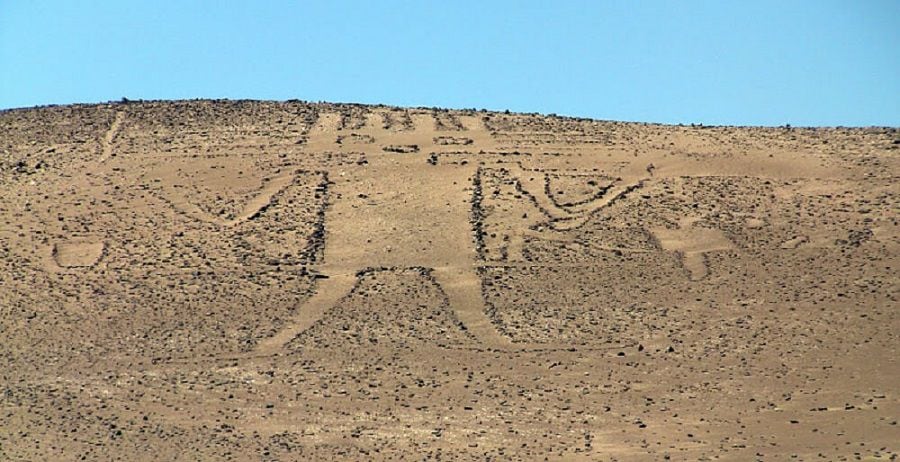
[1,1,897,126]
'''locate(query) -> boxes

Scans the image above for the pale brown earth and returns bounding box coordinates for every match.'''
[1,100,898,461]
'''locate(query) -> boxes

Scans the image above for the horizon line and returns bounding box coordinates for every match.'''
[2,97,898,130]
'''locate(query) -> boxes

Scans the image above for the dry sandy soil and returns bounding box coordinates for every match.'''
[1,100,898,461]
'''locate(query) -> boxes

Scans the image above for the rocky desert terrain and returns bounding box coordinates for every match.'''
[1,100,897,460]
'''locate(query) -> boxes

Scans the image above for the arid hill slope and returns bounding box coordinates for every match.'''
[1,100,898,461]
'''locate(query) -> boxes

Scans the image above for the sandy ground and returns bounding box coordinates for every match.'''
[0,100,898,461]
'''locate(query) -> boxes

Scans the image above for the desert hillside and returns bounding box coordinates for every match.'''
[1,100,898,461]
